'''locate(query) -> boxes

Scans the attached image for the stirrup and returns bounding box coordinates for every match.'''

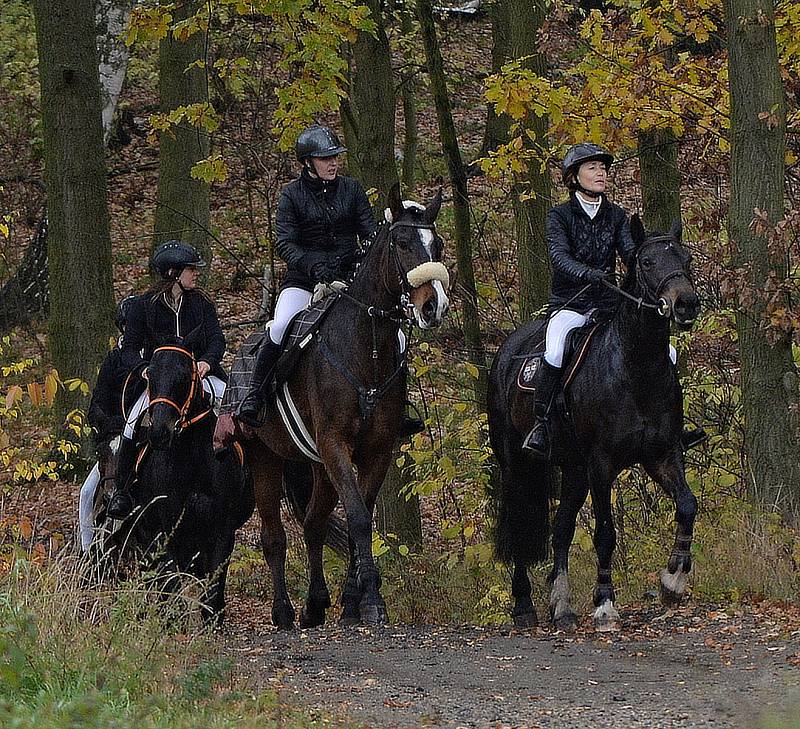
[106,490,133,520]
[522,422,549,457]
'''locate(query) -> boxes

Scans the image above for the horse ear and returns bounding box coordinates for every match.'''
[386,182,404,223]
[630,213,646,247]
[670,218,683,244]
[423,187,443,224]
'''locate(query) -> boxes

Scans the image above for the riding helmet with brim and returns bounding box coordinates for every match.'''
[562,142,614,184]
[151,241,206,280]
[295,124,347,161]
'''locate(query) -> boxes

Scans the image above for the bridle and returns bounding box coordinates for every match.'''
[602,235,693,318]
[147,345,211,432]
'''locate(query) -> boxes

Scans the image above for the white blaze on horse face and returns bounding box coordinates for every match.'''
[432,279,449,322]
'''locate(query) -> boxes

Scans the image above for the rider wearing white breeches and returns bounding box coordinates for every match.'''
[106,241,227,520]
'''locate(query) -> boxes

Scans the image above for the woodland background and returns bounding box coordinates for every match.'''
[0,0,799,725]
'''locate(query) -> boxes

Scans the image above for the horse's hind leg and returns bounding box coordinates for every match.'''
[250,446,295,630]
[549,464,590,631]
[200,530,236,627]
[300,467,338,628]
[645,452,697,606]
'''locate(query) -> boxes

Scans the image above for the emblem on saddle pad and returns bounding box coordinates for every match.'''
[518,356,541,391]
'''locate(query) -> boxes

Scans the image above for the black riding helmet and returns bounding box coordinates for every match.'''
[114,294,138,332]
[295,124,347,161]
[562,142,614,187]
[151,240,206,280]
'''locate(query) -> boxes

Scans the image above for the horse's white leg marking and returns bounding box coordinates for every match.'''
[593,599,621,631]
[660,565,688,596]
[549,572,572,621]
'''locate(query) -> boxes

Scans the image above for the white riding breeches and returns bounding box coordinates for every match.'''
[123,375,226,439]
[545,309,678,368]
[269,287,313,345]
[545,310,589,368]
[78,435,120,552]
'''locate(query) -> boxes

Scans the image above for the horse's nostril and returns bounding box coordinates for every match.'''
[422,299,436,319]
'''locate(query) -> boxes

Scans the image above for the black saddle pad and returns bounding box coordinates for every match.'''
[221,331,265,413]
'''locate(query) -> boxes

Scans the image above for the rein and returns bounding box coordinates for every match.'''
[148,345,212,431]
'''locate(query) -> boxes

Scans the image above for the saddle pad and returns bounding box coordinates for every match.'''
[220,331,266,414]
[517,355,543,391]
[281,293,338,351]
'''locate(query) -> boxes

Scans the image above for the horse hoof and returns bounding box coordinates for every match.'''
[339,612,360,626]
[299,608,326,629]
[272,604,295,631]
[513,611,538,628]
[659,567,688,607]
[552,612,578,632]
[360,603,388,626]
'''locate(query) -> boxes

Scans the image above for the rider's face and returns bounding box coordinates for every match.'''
[577,160,608,194]
[177,265,199,290]
[309,155,339,181]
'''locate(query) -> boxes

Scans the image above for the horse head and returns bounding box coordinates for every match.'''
[146,331,203,450]
[629,214,700,330]
[385,182,450,329]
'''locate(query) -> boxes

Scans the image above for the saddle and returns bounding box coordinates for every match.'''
[516,316,606,399]
[220,293,338,416]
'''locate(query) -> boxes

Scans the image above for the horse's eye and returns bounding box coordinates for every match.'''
[641,257,653,269]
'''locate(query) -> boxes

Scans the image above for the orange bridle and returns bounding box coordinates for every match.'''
[147,346,211,431]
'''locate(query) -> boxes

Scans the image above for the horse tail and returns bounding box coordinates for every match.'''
[487,340,551,566]
[282,462,350,558]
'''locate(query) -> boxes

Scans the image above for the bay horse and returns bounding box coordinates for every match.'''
[488,216,700,630]
[114,334,254,625]
[246,183,449,629]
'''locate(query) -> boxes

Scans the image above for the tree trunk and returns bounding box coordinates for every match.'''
[724,0,800,519]
[32,0,115,418]
[345,0,399,197]
[399,8,418,191]
[153,0,211,256]
[507,0,551,321]
[376,459,423,548]
[96,0,138,144]
[481,0,511,156]
[638,129,682,233]
[417,0,488,408]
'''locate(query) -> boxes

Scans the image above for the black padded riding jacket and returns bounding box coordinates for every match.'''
[87,345,128,447]
[275,169,377,291]
[547,193,637,312]
[120,289,226,380]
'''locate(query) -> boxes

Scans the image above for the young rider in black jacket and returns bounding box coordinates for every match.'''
[106,241,226,518]
[523,143,706,457]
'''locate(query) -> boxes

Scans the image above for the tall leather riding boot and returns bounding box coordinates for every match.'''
[522,360,562,458]
[237,337,282,428]
[106,436,139,519]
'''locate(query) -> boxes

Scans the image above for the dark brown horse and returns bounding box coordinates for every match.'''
[247,184,449,629]
[488,216,701,630]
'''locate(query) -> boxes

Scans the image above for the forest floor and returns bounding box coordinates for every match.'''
[11,481,800,729]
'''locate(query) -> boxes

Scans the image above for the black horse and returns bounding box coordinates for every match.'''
[246,183,449,629]
[113,335,254,624]
[489,216,701,630]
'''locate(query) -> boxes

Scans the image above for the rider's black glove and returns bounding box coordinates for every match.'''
[311,261,336,284]
[583,268,613,286]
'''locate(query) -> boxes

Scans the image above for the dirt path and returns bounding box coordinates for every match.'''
[224,600,800,728]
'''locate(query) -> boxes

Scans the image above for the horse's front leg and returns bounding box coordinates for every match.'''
[645,451,697,606]
[549,464,590,631]
[320,439,387,626]
[590,476,621,632]
[300,466,338,628]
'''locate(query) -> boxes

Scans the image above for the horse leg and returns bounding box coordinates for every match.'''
[200,530,235,627]
[250,446,295,630]
[321,441,387,626]
[511,560,536,627]
[645,452,697,606]
[549,465,589,630]
[590,478,621,631]
[339,534,360,625]
[300,467,337,629]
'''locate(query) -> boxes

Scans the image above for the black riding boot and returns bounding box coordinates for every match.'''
[237,338,282,428]
[106,436,139,520]
[522,360,561,458]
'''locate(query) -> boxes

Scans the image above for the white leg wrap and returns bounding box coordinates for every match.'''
[660,566,689,596]
[549,572,572,619]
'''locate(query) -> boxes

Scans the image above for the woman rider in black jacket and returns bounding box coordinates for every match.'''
[237,124,421,436]
[523,143,706,457]
[106,241,226,518]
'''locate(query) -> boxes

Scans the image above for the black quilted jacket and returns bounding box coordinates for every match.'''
[547,193,636,312]
[275,169,376,291]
